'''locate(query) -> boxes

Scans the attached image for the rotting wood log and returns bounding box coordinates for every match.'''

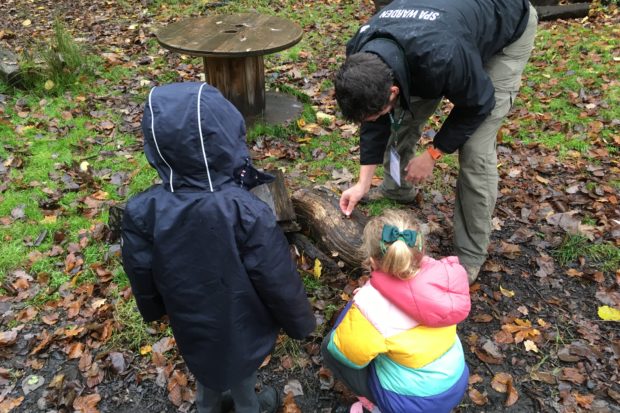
[250,169,299,233]
[536,3,591,20]
[291,187,368,271]
[288,232,347,281]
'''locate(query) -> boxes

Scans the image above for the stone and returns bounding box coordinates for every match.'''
[0,47,19,83]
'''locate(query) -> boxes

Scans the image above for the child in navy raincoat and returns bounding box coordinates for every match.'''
[121,82,316,413]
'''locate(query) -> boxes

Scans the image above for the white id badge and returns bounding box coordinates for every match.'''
[389,146,401,187]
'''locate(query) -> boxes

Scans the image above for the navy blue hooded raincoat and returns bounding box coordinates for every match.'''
[121,82,316,390]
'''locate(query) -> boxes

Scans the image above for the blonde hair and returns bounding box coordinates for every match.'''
[361,209,424,280]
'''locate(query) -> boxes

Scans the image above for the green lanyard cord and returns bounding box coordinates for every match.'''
[389,111,405,132]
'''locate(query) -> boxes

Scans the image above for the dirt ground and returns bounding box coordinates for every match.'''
[1,0,619,412]
[3,204,618,412]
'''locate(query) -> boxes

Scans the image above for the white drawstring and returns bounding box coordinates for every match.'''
[197,83,214,192]
[148,87,175,192]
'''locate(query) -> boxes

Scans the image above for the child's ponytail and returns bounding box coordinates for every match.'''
[381,238,421,280]
[361,209,424,280]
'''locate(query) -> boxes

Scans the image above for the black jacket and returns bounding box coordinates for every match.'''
[348,0,531,162]
[121,82,315,390]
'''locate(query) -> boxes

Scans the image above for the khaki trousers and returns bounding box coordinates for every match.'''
[380,5,538,266]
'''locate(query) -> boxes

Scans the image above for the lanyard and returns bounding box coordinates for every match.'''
[389,111,405,132]
[389,111,405,146]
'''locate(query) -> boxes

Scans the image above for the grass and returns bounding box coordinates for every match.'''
[11,21,95,95]
[553,235,620,273]
[272,334,307,371]
[110,297,172,351]
[0,0,618,348]
[503,19,620,158]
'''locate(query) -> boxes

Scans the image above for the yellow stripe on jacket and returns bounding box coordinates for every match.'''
[333,300,457,369]
[333,304,387,367]
[385,325,456,368]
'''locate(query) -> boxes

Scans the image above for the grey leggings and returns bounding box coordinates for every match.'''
[196,372,259,413]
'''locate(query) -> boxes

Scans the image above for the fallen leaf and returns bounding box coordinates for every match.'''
[318,367,334,390]
[48,374,65,389]
[566,268,583,277]
[499,241,521,258]
[66,342,85,359]
[494,330,514,344]
[573,392,595,409]
[469,374,484,385]
[559,367,586,384]
[472,314,493,323]
[152,337,175,354]
[73,393,101,413]
[0,397,24,412]
[259,354,271,369]
[0,330,18,346]
[76,352,92,374]
[167,370,188,407]
[16,307,37,322]
[30,329,52,355]
[597,305,620,321]
[468,388,488,405]
[524,340,539,352]
[474,340,504,364]
[280,355,294,369]
[108,352,126,374]
[530,370,556,384]
[313,258,322,279]
[316,111,335,124]
[499,285,515,298]
[491,372,512,393]
[502,319,541,343]
[491,372,518,406]
[283,379,304,397]
[282,391,302,413]
[505,377,519,406]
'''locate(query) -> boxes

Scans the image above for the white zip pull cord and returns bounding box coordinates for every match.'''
[197,83,214,192]
[148,87,175,192]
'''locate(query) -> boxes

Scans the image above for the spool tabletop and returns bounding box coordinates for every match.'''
[156,13,304,122]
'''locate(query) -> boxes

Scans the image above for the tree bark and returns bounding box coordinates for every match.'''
[535,3,591,20]
[288,233,347,280]
[291,187,368,271]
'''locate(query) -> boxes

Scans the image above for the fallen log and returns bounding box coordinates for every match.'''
[291,187,368,271]
[535,3,591,20]
[288,232,347,281]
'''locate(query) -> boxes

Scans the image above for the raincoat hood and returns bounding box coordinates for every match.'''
[142,82,273,192]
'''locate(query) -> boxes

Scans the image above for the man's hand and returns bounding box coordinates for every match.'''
[340,182,368,216]
[405,150,436,184]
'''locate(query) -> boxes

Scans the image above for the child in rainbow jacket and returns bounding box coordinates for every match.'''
[321,209,471,413]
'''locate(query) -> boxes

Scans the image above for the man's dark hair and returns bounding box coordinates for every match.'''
[334,53,393,122]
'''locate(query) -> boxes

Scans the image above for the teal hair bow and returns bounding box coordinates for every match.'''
[380,224,418,254]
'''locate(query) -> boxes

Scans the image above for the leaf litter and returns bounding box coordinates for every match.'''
[0,0,618,412]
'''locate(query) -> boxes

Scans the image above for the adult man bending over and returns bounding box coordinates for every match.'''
[336,0,538,284]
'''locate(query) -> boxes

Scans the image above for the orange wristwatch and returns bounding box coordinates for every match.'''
[427,145,443,160]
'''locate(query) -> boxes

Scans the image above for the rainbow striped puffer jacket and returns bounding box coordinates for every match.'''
[327,256,471,413]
